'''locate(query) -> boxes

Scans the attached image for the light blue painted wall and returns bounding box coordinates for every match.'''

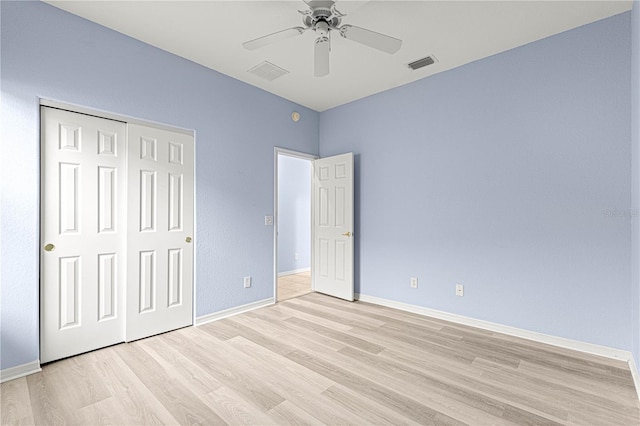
[631,0,640,370]
[277,155,311,274]
[320,13,633,351]
[0,1,319,370]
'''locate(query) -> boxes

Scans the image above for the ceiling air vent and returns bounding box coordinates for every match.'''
[408,55,437,71]
[247,61,289,82]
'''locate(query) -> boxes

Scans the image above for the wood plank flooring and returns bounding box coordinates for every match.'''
[277,272,311,302]
[2,292,639,425]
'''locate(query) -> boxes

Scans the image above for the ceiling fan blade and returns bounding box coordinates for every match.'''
[314,36,330,77]
[242,27,306,51]
[339,25,402,54]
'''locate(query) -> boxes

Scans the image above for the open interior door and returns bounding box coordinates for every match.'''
[312,153,354,301]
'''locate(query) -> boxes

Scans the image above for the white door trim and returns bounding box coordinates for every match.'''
[273,147,318,302]
[40,99,193,136]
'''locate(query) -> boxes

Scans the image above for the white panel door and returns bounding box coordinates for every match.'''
[41,107,126,363]
[312,153,354,301]
[126,124,194,341]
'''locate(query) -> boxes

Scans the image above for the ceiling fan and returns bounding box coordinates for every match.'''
[242,0,402,77]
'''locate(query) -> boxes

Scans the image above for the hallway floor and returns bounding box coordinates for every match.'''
[277,271,311,302]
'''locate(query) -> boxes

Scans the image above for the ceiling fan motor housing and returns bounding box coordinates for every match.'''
[303,5,342,30]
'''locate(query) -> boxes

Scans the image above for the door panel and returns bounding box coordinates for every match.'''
[126,124,194,341]
[41,107,126,363]
[168,248,183,307]
[98,253,117,320]
[98,166,117,233]
[168,173,183,231]
[312,153,354,301]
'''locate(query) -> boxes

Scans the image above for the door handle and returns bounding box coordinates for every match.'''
[342,232,352,237]
[185,237,192,243]
[44,243,55,252]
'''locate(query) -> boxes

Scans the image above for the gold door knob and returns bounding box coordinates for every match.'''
[185,237,192,243]
[44,243,55,252]
[342,232,352,237]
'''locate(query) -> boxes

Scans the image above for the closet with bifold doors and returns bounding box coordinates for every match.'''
[40,106,194,363]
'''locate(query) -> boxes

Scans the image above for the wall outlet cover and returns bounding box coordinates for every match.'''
[264,215,274,226]
[244,276,252,288]
[456,284,464,296]
[410,277,418,288]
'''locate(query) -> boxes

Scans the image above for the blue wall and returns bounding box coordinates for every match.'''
[320,13,632,351]
[278,155,311,274]
[632,0,640,370]
[0,1,319,370]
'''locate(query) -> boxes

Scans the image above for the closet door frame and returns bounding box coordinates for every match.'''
[39,99,197,362]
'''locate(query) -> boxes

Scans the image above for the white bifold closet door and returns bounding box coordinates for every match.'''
[41,107,127,363]
[126,124,194,341]
[40,107,193,363]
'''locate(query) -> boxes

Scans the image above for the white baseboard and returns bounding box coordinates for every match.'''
[629,354,640,401]
[355,293,640,400]
[278,268,310,277]
[195,298,274,326]
[0,360,41,383]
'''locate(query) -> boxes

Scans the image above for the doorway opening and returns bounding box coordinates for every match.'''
[274,148,317,302]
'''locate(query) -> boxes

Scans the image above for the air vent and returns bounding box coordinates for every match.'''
[408,55,437,71]
[247,61,289,82]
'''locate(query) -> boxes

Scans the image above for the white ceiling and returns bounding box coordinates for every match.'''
[45,1,632,112]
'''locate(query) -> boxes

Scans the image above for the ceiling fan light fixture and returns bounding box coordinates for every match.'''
[408,55,438,71]
[242,0,403,77]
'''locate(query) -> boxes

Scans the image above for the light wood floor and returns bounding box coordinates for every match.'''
[277,271,311,302]
[2,293,639,425]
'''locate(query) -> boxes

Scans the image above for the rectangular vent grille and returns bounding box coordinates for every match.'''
[408,55,437,71]
[247,61,289,82]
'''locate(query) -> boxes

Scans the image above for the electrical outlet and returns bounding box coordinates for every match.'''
[456,284,464,297]
[295,252,299,260]
[410,277,418,288]
[264,215,274,226]
[244,276,252,288]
